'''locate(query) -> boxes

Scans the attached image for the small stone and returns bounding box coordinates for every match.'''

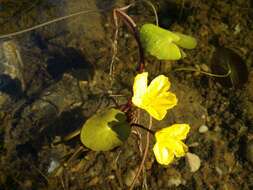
[186,152,201,172]
[107,175,115,180]
[167,177,182,187]
[214,126,221,132]
[215,166,223,176]
[189,142,199,147]
[124,168,138,187]
[200,64,210,72]
[87,177,99,186]
[234,24,241,35]
[198,125,209,133]
[47,159,60,173]
[246,140,253,165]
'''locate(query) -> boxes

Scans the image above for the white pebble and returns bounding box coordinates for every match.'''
[186,152,201,172]
[198,125,209,133]
[48,159,60,173]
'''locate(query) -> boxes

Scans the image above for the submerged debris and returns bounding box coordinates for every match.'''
[246,140,253,165]
[0,40,26,90]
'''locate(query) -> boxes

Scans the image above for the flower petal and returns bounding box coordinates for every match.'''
[132,72,148,107]
[132,73,177,120]
[172,140,188,157]
[147,75,171,94]
[139,75,177,120]
[143,106,166,121]
[156,124,190,140]
[153,141,174,165]
[144,92,177,120]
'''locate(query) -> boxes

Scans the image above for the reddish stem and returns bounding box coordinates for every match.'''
[114,8,145,73]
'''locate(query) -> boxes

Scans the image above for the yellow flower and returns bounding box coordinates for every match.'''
[132,72,177,120]
[153,124,190,165]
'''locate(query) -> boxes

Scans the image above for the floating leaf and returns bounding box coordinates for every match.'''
[80,108,131,151]
[140,24,197,60]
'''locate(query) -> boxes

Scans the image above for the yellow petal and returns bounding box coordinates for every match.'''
[132,72,148,107]
[142,75,177,120]
[144,92,177,120]
[132,73,177,120]
[153,141,174,165]
[156,124,190,141]
[147,75,171,94]
[171,140,188,157]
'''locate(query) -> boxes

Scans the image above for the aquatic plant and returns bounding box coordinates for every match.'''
[77,4,194,189]
[32,2,195,189]
[140,23,197,60]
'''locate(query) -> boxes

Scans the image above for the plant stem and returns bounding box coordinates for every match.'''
[131,123,155,135]
[114,8,145,72]
[129,116,152,190]
[173,67,231,78]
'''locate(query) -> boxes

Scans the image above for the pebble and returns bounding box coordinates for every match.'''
[246,140,253,165]
[200,64,210,72]
[198,125,209,133]
[215,166,223,176]
[167,177,182,187]
[186,152,201,172]
[124,169,137,187]
[47,159,60,173]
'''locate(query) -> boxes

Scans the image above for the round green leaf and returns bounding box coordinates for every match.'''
[80,108,131,151]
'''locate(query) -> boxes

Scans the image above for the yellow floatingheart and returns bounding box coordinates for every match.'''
[153,124,190,165]
[132,72,177,120]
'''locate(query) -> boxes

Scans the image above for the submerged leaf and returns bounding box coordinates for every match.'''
[210,47,248,88]
[80,108,130,151]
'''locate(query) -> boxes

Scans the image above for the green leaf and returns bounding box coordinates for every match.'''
[140,23,197,60]
[80,108,131,151]
[173,32,197,49]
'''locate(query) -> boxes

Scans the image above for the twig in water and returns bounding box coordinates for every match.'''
[0,9,106,39]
